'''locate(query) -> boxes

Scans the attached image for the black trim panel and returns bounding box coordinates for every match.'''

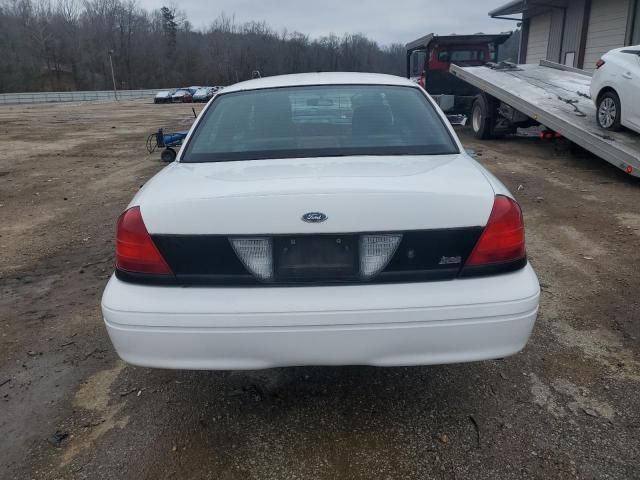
[386,228,482,272]
[116,229,528,287]
[458,256,528,278]
[115,269,177,285]
[115,260,528,287]
[152,235,247,276]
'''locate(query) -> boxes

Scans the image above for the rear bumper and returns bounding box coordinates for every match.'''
[102,264,540,370]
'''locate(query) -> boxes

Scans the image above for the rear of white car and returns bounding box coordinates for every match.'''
[102,73,539,370]
[590,46,640,133]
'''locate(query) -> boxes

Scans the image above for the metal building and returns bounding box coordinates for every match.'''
[489,0,640,70]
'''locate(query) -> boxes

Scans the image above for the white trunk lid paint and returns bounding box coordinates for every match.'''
[134,154,495,234]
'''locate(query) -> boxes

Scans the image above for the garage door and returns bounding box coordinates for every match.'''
[526,13,552,64]
[583,0,630,70]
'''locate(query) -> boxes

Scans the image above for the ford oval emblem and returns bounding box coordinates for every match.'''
[302,212,327,223]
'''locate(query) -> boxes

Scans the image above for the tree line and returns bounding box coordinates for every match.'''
[0,0,407,93]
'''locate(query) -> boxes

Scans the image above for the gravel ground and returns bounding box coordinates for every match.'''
[1,100,639,480]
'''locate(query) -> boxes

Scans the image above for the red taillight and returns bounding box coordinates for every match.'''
[465,195,525,266]
[595,59,605,69]
[116,206,172,275]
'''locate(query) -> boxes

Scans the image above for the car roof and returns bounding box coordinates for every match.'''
[607,45,640,55]
[221,72,417,94]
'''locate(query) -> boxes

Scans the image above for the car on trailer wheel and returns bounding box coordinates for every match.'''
[590,46,640,134]
[102,72,540,371]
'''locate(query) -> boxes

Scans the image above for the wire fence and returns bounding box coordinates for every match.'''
[0,88,161,105]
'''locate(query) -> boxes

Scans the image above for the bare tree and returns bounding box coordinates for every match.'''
[0,0,424,93]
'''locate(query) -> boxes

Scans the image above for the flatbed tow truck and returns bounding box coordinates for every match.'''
[450,61,640,177]
[406,33,511,114]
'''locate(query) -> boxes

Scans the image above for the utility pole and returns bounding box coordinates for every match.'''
[108,50,118,101]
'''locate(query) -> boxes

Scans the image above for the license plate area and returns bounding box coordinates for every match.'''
[274,235,358,281]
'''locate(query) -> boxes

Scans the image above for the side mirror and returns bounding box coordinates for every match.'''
[465,148,478,158]
[410,50,427,76]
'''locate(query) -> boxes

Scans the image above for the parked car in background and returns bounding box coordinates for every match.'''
[102,72,540,371]
[591,46,640,134]
[171,88,193,103]
[154,89,175,104]
[193,87,215,102]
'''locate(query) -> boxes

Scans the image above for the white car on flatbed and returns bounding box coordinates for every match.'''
[102,72,540,370]
[590,45,640,134]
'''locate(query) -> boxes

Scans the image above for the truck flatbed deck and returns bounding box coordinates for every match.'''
[450,62,640,177]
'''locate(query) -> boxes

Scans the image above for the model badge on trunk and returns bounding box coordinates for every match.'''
[439,256,462,265]
[302,212,327,223]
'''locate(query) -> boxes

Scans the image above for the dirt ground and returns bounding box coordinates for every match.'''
[1,99,639,480]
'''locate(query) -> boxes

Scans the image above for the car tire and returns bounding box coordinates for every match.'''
[471,94,498,140]
[160,148,177,163]
[596,91,623,131]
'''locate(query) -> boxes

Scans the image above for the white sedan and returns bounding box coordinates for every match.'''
[102,72,540,370]
[591,46,640,133]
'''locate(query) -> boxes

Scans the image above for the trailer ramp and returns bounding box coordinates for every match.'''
[450,62,640,177]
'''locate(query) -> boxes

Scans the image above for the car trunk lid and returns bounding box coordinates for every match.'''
[137,154,494,234]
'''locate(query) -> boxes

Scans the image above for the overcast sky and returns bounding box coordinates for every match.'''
[137,0,517,46]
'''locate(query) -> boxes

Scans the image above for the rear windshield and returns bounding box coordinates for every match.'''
[438,49,486,62]
[181,85,458,162]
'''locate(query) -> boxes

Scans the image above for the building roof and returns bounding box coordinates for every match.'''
[221,72,416,94]
[489,0,526,16]
[489,0,568,17]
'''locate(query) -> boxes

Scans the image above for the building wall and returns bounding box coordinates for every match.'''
[583,0,630,69]
[525,1,586,67]
[526,12,552,63]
